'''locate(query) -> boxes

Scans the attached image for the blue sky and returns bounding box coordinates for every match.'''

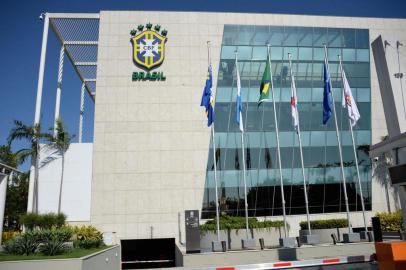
[1,0,406,169]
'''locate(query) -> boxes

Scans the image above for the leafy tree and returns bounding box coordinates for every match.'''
[7,120,53,213]
[48,118,74,214]
[4,172,29,230]
[0,145,18,167]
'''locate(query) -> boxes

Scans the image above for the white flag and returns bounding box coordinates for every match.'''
[291,73,299,130]
[236,57,244,132]
[341,69,360,127]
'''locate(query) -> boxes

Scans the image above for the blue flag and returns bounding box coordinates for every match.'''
[200,65,214,126]
[323,59,333,125]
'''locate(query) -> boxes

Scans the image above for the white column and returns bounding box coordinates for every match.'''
[54,45,65,136]
[0,173,8,244]
[29,13,49,213]
[78,83,86,143]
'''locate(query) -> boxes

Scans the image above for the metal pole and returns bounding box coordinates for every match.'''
[338,55,368,232]
[235,51,250,238]
[29,12,49,213]
[53,45,65,137]
[79,82,86,143]
[288,53,311,235]
[268,44,288,237]
[207,41,221,242]
[324,45,351,233]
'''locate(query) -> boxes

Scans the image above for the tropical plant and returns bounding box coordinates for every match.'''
[2,230,21,243]
[71,225,104,249]
[38,228,73,255]
[0,144,18,167]
[48,118,74,214]
[375,210,403,232]
[4,230,42,255]
[7,120,53,213]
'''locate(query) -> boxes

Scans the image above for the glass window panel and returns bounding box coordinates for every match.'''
[311,131,325,146]
[356,130,371,147]
[342,48,356,61]
[356,29,369,49]
[298,27,313,47]
[299,47,313,61]
[284,47,298,60]
[300,132,311,146]
[313,47,324,61]
[357,49,369,62]
[246,103,262,131]
[328,28,342,47]
[357,88,370,102]
[313,28,327,47]
[328,48,341,62]
[237,25,255,45]
[312,88,324,102]
[284,26,298,46]
[252,46,267,60]
[269,26,284,46]
[355,130,370,145]
[248,88,259,102]
[342,29,356,48]
[270,47,283,60]
[251,26,270,45]
[213,132,228,149]
[216,87,232,102]
[222,170,240,187]
[280,87,291,102]
[341,131,352,146]
[326,131,337,146]
[246,132,262,148]
[222,25,239,45]
[263,132,276,148]
[237,46,252,60]
[226,132,241,148]
[221,46,237,59]
[214,103,230,132]
[297,88,312,102]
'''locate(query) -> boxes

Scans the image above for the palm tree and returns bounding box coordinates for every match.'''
[49,118,73,214]
[7,120,53,213]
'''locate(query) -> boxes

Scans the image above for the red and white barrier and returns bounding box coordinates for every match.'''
[193,255,370,270]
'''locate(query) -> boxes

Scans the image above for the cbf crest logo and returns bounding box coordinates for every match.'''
[130,23,168,70]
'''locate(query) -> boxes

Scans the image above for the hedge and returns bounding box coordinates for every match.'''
[299,219,348,230]
[20,213,66,230]
[375,210,403,232]
[200,215,285,233]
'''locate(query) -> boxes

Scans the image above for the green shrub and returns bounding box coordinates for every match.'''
[2,230,21,243]
[38,228,73,256]
[4,230,42,255]
[70,225,104,249]
[20,212,67,230]
[20,213,41,230]
[200,215,286,233]
[299,219,348,230]
[375,210,403,232]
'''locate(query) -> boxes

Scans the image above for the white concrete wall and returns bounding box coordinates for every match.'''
[93,11,406,240]
[38,143,93,222]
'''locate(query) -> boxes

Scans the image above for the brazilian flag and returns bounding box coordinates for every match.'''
[259,53,272,105]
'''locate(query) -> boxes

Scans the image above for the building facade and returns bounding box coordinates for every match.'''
[36,11,406,243]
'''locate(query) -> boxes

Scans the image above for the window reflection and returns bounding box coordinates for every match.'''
[205,25,371,218]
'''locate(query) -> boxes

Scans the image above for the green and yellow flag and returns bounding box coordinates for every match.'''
[258,52,272,105]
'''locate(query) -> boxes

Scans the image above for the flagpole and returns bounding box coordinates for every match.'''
[235,51,250,239]
[207,41,221,242]
[324,45,352,233]
[268,44,288,238]
[338,55,368,232]
[288,53,311,235]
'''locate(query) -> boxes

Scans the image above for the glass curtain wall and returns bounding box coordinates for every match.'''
[202,25,372,219]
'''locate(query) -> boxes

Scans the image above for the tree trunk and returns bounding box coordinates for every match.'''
[57,154,65,214]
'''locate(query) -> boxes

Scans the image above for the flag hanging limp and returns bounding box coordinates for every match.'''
[200,65,215,126]
[259,53,272,105]
[341,68,360,127]
[235,58,244,132]
[323,57,333,125]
